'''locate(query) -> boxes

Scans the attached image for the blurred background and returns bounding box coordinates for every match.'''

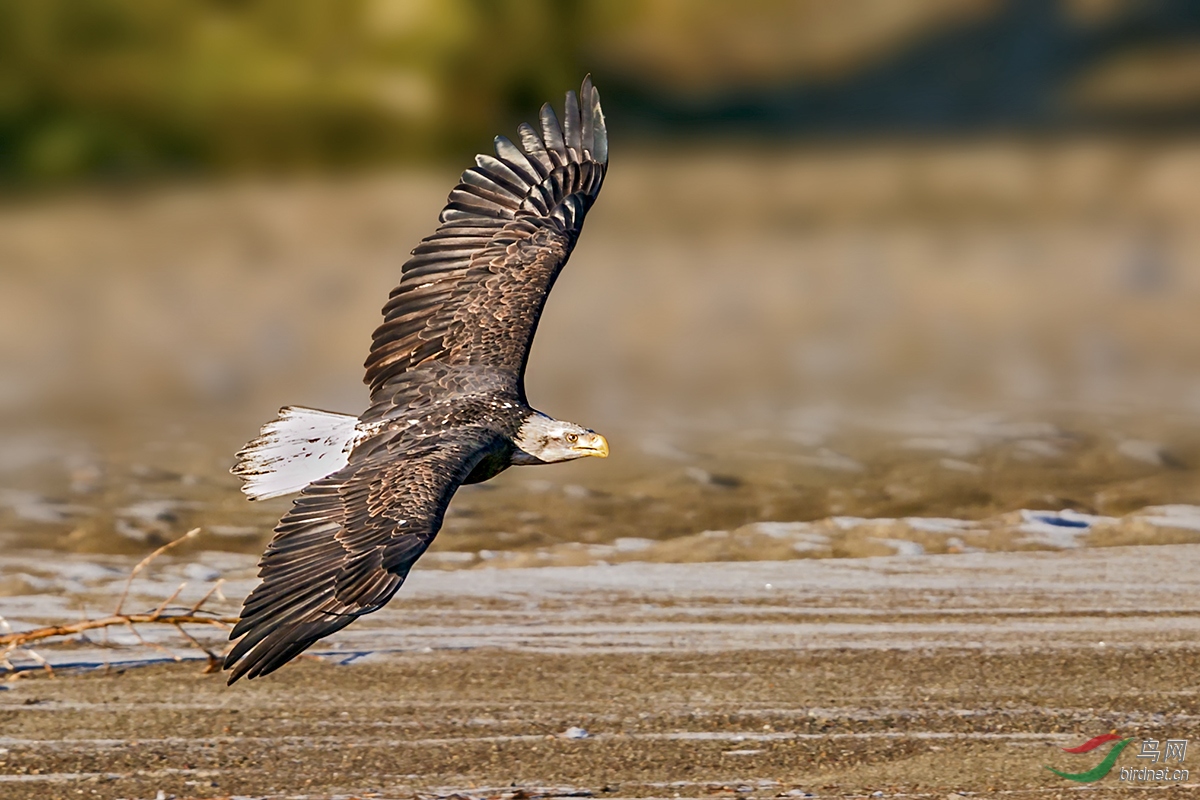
[2,0,1199,561]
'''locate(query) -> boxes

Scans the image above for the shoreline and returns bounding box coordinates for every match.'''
[3,545,1199,798]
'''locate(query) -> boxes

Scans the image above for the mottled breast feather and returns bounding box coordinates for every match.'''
[363,76,608,413]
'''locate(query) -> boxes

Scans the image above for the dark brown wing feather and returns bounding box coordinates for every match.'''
[364,77,607,410]
[224,428,505,683]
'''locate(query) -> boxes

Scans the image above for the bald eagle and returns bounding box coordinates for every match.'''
[224,78,609,683]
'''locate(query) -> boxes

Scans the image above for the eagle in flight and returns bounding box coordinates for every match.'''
[225,78,609,683]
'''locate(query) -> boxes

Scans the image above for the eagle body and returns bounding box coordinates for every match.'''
[225,79,609,683]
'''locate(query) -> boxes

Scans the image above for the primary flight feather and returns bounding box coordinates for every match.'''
[225,77,609,683]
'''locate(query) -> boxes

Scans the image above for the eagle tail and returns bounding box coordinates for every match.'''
[231,407,359,500]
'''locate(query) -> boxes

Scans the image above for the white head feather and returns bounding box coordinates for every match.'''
[512,413,609,464]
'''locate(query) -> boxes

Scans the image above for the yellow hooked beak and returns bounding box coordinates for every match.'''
[573,432,609,458]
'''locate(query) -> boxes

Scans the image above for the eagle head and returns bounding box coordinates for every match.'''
[512,413,609,465]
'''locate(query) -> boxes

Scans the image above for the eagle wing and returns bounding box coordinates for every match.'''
[363,77,607,412]
[224,427,505,683]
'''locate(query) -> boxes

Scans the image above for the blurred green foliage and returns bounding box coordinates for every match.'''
[0,0,619,184]
[2,0,1194,184]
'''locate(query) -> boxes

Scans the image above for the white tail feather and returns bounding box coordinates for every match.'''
[232,407,361,500]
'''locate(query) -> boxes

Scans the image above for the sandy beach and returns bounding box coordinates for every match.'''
[3,544,1199,799]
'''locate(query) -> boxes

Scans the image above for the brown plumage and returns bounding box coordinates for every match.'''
[225,78,610,683]
[363,81,606,411]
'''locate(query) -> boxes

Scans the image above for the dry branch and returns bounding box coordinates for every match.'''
[1,528,238,676]
[0,613,236,649]
[114,527,201,615]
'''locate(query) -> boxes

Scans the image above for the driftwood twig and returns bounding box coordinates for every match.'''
[0,612,236,650]
[1,528,237,677]
[114,527,201,615]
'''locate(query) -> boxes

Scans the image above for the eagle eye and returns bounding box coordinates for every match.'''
[565,432,578,443]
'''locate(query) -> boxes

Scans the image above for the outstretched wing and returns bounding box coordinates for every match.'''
[364,77,608,411]
[224,428,505,683]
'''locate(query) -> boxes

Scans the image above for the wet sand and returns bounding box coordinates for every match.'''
[3,545,1199,799]
[3,146,1200,567]
[4,146,1200,563]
